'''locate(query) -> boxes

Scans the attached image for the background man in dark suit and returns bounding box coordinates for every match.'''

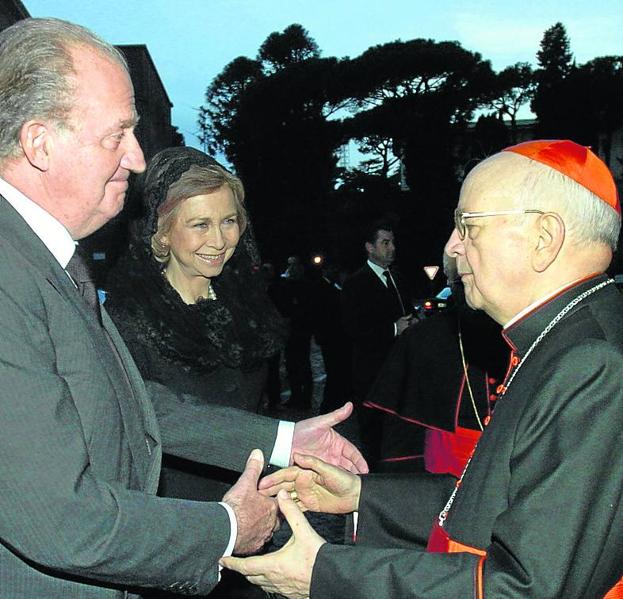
[341,220,413,465]
[0,17,365,599]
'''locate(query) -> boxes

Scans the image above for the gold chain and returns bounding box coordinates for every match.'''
[438,278,614,527]
[458,323,484,432]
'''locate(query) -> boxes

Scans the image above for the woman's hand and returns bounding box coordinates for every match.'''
[258,453,361,515]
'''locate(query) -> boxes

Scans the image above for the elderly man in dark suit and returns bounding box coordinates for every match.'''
[341,220,414,465]
[0,17,365,599]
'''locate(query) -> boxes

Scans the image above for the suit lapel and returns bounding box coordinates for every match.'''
[365,264,394,303]
[0,196,155,490]
[364,264,386,292]
[364,264,405,318]
[101,308,162,491]
[58,271,153,489]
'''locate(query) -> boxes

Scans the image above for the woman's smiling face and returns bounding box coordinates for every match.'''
[162,186,241,286]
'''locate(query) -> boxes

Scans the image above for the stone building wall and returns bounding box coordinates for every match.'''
[117,44,184,161]
[0,0,28,30]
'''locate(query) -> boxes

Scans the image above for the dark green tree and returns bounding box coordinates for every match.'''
[198,56,263,158]
[340,38,495,185]
[257,24,320,73]
[338,39,493,113]
[581,56,623,163]
[471,114,510,160]
[227,57,343,261]
[198,26,343,261]
[536,22,573,79]
[331,39,496,282]
[559,56,623,160]
[532,22,574,137]
[489,62,535,142]
[354,135,400,178]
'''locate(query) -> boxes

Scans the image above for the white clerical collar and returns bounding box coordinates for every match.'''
[503,276,598,329]
[0,176,75,268]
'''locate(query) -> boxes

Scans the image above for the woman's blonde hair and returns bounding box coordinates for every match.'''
[151,163,247,263]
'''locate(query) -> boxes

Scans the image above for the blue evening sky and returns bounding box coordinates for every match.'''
[25,0,623,150]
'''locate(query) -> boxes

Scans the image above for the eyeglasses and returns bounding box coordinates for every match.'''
[454,209,545,240]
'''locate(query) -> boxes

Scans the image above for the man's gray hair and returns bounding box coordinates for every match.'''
[516,157,621,251]
[476,152,621,251]
[0,18,128,162]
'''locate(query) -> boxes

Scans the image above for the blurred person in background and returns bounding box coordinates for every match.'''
[277,256,315,409]
[342,219,414,466]
[312,261,353,414]
[366,254,507,476]
[261,261,285,412]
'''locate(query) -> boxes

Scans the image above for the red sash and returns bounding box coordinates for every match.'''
[605,580,623,598]
[427,520,486,556]
[427,521,485,598]
[427,521,623,598]
[424,426,481,477]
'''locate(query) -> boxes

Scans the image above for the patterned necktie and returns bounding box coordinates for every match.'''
[383,269,406,316]
[66,247,102,325]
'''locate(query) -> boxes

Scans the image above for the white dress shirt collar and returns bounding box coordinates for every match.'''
[367,259,390,286]
[0,176,75,268]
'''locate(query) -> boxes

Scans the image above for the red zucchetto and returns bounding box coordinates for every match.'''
[503,139,620,215]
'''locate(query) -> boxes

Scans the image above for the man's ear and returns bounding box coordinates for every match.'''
[533,212,565,272]
[19,121,53,172]
[364,241,373,255]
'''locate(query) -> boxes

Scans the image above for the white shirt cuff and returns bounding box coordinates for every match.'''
[219,421,294,572]
[269,420,295,467]
[218,501,237,578]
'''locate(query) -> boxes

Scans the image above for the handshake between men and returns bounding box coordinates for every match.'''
[221,403,366,557]
[222,453,358,599]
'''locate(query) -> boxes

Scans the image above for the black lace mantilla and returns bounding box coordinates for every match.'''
[106,147,286,373]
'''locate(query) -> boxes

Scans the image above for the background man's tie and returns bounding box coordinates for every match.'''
[383,269,406,316]
[66,247,103,325]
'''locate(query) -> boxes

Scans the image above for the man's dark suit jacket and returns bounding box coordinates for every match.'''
[0,196,279,598]
[341,263,412,399]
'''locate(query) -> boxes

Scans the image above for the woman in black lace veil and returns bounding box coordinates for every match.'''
[106,147,286,504]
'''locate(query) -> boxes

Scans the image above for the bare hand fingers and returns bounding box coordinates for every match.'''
[338,443,369,474]
[277,489,312,533]
[258,465,302,490]
[293,452,359,480]
[292,452,332,473]
[236,449,265,486]
[221,554,264,575]
[258,482,291,497]
[320,402,353,428]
